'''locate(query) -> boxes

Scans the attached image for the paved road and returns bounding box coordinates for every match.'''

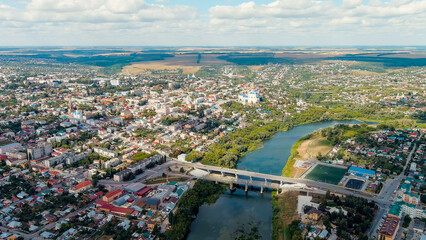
[367,139,419,238]
[176,161,384,203]
[99,161,179,187]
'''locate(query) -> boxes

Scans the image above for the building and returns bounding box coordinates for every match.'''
[348,166,376,178]
[103,158,121,168]
[27,142,52,160]
[413,219,425,233]
[306,208,324,221]
[397,182,420,205]
[378,216,399,240]
[70,180,92,194]
[113,154,164,182]
[124,183,146,193]
[0,143,23,154]
[110,79,120,86]
[43,152,89,168]
[94,147,118,158]
[103,189,123,203]
[146,198,160,210]
[238,90,260,105]
[389,201,426,219]
[95,199,138,217]
[136,187,152,197]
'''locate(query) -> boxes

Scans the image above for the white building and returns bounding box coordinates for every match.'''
[239,90,260,105]
[94,147,118,158]
[111,79,121,86]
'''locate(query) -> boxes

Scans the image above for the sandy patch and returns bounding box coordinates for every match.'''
[122,62,201,75]
[297,139,312,159]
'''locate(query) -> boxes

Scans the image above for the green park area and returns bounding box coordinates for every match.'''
[306,165,347,185]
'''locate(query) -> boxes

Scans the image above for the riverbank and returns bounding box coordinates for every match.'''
[164,180,226,240]
[282,130,334,177]
[186,119,423,240]
[272,191,299,240]
[282,133,312,177]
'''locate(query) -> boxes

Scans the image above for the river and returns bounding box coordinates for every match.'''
[187,120,366,240]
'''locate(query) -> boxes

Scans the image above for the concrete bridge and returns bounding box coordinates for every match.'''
[203,173,325,195]
[174,161,385,204]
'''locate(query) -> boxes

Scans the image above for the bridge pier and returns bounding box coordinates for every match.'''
[229,182,236,191]
[249,176,253,183]
[245,183,248,192]
[235,174,239,181]
[260,185,264,194]
[221,171,225,177]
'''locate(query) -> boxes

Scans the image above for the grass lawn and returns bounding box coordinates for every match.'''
[306,165,347,185]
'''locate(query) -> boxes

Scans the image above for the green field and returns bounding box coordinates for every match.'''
[306,165,347,185]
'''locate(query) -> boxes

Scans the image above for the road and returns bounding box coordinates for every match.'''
[99,160,179,187]
[176,161,384,203]
[3,133,419,239]
[367,139,419,238]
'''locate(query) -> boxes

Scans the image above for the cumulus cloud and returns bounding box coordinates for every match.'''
[0,0,196,23]
[0,0,424,45]
[210,0,333,19]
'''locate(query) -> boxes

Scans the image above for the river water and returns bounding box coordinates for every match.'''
[187,120,365,240]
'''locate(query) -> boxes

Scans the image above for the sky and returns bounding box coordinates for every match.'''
[0,0,425,46]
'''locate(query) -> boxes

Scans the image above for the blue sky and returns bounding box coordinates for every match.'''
[0,0,425,46]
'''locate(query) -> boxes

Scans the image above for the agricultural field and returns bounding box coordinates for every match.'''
[122,53,231,74]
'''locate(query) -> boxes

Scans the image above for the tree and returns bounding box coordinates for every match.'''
[421,194,426,204]
[168,211,175,225]
[403,215,411,228]
[319,200,327,211]
[180,167,185,173]
[325,190,331,199]
[153,224,161,236]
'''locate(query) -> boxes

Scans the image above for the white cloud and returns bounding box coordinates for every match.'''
[0,0,424,45]
[341,0,364,9]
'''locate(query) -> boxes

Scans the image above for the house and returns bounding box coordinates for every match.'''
[147,221,156,230]
[70,180,92,194]
[306,208,324,221]
[7,221,22,229]
[44,214,57,222]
